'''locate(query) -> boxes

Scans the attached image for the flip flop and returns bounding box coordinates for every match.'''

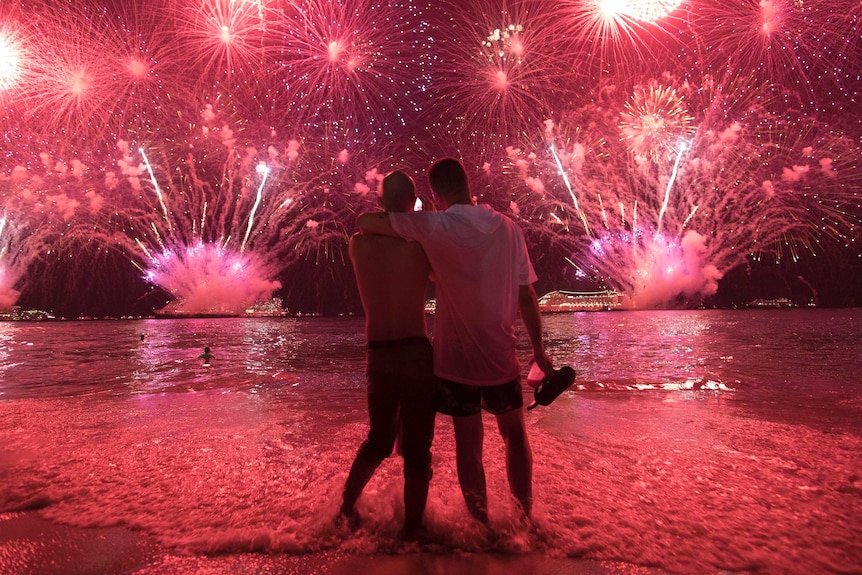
[527,366,576,410]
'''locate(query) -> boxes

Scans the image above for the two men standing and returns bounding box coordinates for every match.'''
[343,158,554,535]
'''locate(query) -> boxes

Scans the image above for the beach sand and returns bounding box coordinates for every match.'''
[1,512,660,575]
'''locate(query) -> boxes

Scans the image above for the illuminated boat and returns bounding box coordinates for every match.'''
[538,290,623,312]
[748,298,796,308]
[154,297,289,318]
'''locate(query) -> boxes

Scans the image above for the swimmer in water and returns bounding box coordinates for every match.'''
[198,346,214,366]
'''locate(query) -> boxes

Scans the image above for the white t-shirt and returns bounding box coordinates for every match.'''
[390,203,537,386]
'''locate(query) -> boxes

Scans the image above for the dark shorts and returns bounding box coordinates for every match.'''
[363,338,437,480]
[436,377,524,417]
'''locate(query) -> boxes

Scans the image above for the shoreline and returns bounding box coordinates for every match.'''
[0,512,662,575]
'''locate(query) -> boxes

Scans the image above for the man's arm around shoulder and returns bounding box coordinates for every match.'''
[357,212,400,237]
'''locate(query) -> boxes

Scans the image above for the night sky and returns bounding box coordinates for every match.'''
[1,0,860,317]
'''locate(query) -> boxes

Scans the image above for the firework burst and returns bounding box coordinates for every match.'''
[172,0,276,88]
[619,84,694,164]
[685,0,852,112]
[424,0,569,159]
[272,0,433,142]
[555,0,685,82]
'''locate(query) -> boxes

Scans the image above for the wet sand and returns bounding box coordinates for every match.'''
[0,512,659,575]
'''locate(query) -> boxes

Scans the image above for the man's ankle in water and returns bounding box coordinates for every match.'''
[400,523,430,542]
[469,507,489,525]
[335,508,361,530]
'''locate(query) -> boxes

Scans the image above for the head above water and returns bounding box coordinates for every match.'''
[378,170,416,213]
[428,157,471,207]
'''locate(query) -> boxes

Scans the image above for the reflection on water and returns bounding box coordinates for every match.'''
[0,310,860,574]
[3,309,861,399]
[0,317,370,398]
[536,308,862,394]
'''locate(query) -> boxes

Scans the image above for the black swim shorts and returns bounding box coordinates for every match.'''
[436,377,524,417]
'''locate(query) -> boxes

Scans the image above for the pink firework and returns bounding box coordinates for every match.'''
[81,103,391,313]
[0,174,80,309]
[556,0,685,81]
[99,1,192,135]
[619,84,695,164]
[272,0,433,141]
[491,78,859,308]
[143,241,280,316]
[16,2,125,141]
[0,215,28,308]
[422,0,569,159]
[171,0,275,87]
[4,1,187,148]
[685,0,851,107]
[0,14,25,96]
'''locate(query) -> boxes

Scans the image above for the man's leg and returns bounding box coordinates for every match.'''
[340,360,399,519]
[399,346,437,536]
[452,413,488,523]
[495,407,532,518]
[401,412,435,535]
[402,426,433,537]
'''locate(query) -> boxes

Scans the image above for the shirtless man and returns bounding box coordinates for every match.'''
[339,170,437,539]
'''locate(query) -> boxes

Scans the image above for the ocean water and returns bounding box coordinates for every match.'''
[0,310,860,574]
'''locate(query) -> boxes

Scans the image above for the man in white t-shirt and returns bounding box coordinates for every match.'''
[357,158,554,524]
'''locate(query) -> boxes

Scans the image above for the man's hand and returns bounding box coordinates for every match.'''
[532,351,556,379]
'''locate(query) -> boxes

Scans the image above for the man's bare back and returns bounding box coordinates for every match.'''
[349,233,430,342]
